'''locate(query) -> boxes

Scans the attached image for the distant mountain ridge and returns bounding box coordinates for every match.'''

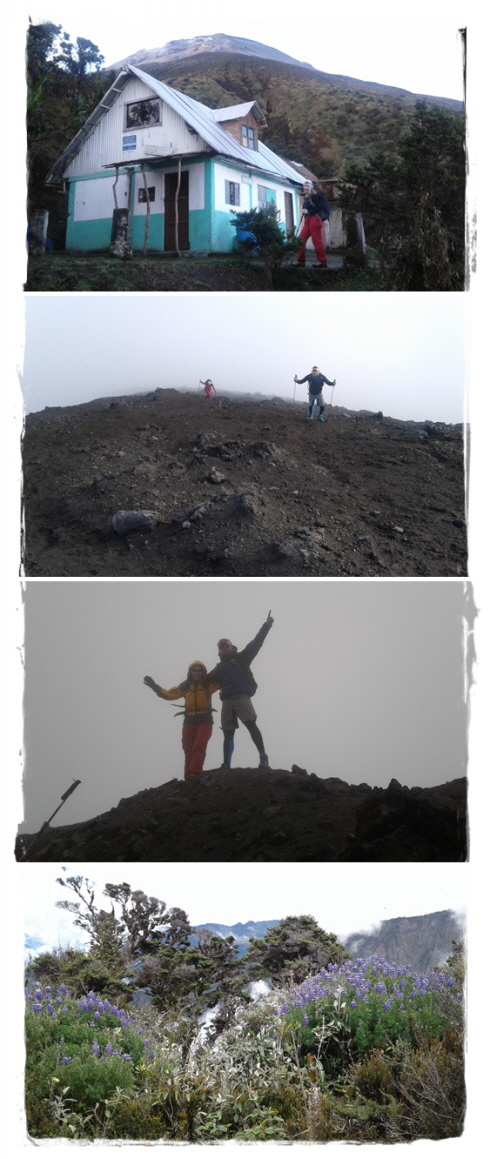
[199,911,464,971]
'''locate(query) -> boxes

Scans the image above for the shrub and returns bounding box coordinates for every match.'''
[279,955,463,1073]
[25,984,155,1135]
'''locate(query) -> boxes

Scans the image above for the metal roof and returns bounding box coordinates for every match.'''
[46,64,303,187]
[213,101,266,126]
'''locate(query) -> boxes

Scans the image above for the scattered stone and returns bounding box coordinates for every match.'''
[208,468,226,484]
[112,510,160,534]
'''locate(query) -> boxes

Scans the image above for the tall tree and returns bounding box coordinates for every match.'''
[339,100,465,289]
[26,21,109,243]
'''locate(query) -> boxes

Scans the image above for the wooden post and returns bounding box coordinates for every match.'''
[141,165,151,256]
[174,158,182,256]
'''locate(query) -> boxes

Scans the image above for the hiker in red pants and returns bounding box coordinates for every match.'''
[144,663,220,779]
[296,180,329,268]
[200,379,216,400]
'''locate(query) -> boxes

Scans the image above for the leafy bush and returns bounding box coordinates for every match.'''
[231,205,297,284]
[25,984,155,1135]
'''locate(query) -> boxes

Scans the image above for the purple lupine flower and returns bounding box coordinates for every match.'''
[105,1043,114,1055]
[34,989,43,1000]
[60,1057,73,1065]
[58,984,67,995]
[32,1003,43,1013]
[302,1015,309,1026]
[91,1040,101,1057]
[121,1054,132,1062]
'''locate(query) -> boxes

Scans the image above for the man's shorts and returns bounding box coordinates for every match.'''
[309,391,326,406]
[221,695,257,729]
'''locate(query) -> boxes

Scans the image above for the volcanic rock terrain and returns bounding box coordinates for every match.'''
[22,390,466,578]
[17,769,467,863]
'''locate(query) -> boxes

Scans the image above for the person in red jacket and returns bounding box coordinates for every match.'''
[143,662,220,779]
[200,379,216,400]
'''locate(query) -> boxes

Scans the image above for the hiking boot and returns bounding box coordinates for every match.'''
[318,415,324,422]
[295,262,306,268]
[258,754,270,769]
[313,262,327,268]
[307,414,314,420]
[220,762,231,770]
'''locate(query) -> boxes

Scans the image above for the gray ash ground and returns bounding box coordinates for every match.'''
[17,769,466,863]
[23,391,466,577]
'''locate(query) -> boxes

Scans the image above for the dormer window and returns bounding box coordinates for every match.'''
[241,125,256,150]
[125,98,162,129]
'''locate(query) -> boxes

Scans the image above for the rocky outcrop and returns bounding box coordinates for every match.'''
[16,771,467,863]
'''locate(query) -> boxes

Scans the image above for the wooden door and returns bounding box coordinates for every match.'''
[164,171,189,251]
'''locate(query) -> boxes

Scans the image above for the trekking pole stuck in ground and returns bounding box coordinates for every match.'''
[325,382,336,422]
[20,779,82,861]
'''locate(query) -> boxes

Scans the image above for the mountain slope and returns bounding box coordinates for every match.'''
[108,33,314,72]
[22,390,466,579]
[105,36,463,178]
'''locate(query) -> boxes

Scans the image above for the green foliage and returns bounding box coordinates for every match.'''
[232,205,297,285]
[26,21,109,241]
[339,100,465,289]
[25,889,464,1142]
[245,914,350,984]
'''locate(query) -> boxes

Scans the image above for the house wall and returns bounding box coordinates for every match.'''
[66,160,211,252]
[212,161,299,251]
[64,77,211,179]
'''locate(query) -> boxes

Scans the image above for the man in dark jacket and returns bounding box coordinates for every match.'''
[207,612,274,770]
[296,180,329,268]
[294,366,336,421]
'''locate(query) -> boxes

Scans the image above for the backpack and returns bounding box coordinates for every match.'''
[315,192,330,221]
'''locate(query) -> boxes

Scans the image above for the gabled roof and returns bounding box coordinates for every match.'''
[46,64,303,186]
[213,101,267,126]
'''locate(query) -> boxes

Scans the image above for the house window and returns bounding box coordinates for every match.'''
[257,185,276,209]
[241,125,256,149]
[225,181,240,206]
[138,186,155,203]
[125,98,162,128]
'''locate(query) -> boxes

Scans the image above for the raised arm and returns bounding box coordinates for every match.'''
[241,611,274,664]
[143,676,185,701]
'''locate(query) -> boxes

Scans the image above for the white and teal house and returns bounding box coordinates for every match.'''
[46,65,305,253]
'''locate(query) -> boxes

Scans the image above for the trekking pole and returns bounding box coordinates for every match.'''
[19,779,82,861]
[325,382,335,423]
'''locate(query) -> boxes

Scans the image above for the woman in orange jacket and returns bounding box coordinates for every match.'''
[143,662,220,779]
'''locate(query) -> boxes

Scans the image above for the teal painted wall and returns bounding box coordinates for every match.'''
[65,163,299,253]
[66,216,113,251]
[130,213,164,251]
[211,209,237,252]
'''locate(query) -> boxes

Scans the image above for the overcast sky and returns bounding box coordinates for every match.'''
[22,861,467,953]
[20,579,469,832]
[21,0,466,100]
[22,293,466,423]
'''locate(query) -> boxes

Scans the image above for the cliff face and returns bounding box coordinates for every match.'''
[345,910,464,971]
[17,769,467,863]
